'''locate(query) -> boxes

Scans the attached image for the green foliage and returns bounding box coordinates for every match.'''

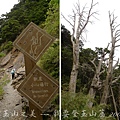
[0,86,4,96]
[37,40,59,80]
[8,0,51,25]
[0,2,59,120]
[41,0,60,86]
[44,0,59,38]
[0,0,51,46]
[3,41,13,52]
[77,48,97,93]
[79,48,97,64]
[48,93,59,120]
[0,41,13,53]
[37,40,59,120]
[61,25,73,85]
[0,52,5,58]
[61,91,116,120]
[0,73,10,96]
[0,19,21,43]
[61,25,119,119]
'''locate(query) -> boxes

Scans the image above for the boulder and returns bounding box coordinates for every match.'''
[0,52,12,66]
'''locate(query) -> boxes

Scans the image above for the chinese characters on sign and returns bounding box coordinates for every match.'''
[13,22,58,113]
[13,22,55,62]
[0,109,41,118]
[17,66,58,112]
[61,109,117,119]
[0,109,118,119]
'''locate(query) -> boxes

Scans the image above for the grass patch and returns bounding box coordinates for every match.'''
[0,52,6,58]
[0,86,4,96]
[0,73,10,97]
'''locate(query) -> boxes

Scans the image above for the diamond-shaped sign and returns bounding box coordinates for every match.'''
[17,65,58,112]
[13,22,55,62]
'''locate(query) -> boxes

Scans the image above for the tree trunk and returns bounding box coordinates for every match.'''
[100,78,109,104]
[100,12,115,104]
[88,75,102,107]
[69,64,79,93]
[88,87,96,107]
[88,54,104,107]
[100,55,113,104]
[69,42,79,93]
[63,0,98,93]
[110,86,119,120]
[100,40,114,104]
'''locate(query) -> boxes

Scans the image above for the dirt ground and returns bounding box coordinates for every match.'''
[0,50,26,120]
[0,78,24,120]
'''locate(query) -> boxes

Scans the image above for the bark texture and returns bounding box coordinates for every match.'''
[100,12,120,104]
[68,0,98,93]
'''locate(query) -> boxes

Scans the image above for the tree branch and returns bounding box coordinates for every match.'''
[61,13,74,27]
[114,24,120,31]
[79,0,98,35]
[112,75,120,84]
[90,58,97,70]
[110,86,119,120]
[113,58,119,70]
[99,69,105,76]
[115,45,120,48]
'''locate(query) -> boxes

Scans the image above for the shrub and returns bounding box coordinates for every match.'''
[37,40,59,80]
[0,41,13,53]
[3,41,13,52]
[0,52,5,58]
[61,91,116,120]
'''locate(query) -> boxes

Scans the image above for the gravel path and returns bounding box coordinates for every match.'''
[0,79,24,120]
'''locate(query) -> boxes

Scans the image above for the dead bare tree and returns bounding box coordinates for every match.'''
[100,12,120,106]
[62,0,98,93]
[110,86,119,120]
[88,46,109,108]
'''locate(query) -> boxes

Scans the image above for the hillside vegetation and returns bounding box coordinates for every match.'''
[0,0,59,52]
[0,0,59,119]
[0,0,59,78]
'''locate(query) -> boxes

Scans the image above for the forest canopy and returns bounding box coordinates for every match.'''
[0,0,59,49]
[61,0,120,119]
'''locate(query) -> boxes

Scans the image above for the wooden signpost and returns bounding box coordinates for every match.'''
[13,22,59,120]
[18,65,58,112]
[14,22,55,62]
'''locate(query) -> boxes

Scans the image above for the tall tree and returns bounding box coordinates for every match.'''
[62,0,98,93]
[88,47,110,107]
[100,12,120,108]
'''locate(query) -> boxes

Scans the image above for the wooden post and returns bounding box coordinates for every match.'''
[13,22,57,120]
[24,55,43,120]
[29,102,43,120]
[24,55,36,75]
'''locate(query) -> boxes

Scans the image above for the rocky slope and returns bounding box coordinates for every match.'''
[0,48,28,120]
